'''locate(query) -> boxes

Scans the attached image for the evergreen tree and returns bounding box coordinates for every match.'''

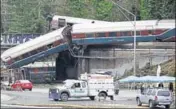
[3,0,175,33]
[140,0,175,20]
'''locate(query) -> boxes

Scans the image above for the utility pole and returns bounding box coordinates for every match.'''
[111,0,137,76]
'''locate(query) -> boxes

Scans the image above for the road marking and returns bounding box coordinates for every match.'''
[1,104,62,108]
[10,103,147,108]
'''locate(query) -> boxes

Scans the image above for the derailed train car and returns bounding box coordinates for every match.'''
[1,18,175,67]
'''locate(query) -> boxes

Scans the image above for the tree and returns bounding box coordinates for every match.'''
[65,0,114,21]
[66,0,89,18]
[140,0,175,20]
[92,0,113,21]
[7,0,47,33]
[4,0,175,34]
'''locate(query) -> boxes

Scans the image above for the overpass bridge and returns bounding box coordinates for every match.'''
[1,19,175,81]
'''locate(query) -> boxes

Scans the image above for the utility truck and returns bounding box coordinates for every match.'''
[49,73,115,101]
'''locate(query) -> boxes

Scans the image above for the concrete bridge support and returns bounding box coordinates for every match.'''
[55,51,78,81]
[77,46,175,77]
[55,44,175,81]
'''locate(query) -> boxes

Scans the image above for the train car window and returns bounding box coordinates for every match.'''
[86,33,95,37]
[141,30,149,35]
[58,18,66,28]
[47,44,53,49]
[128,31,132,36]
[19,56,23,60]
[131,31,140,36]
[17,57,21,61]
[148,30,153,35]
[22,53,28,58]
[31,50,37,55]
[53,40,61,46]
[109,32,117,37]
[13,57,18,62]
[116,32,121,37]
[43,46,48,50]
[122,31,129,36]
[72,33,85,38]
[42,47,47,51]
[105,32,109,37]
[154,29,163,35]
[36,48,41,53]
[96,33,106,37]
[25,53,29,58]
[7,59,13,64]
[37,47,46,52]
[137,31,141,35]
[120,32,124,36]
[28,52,32,56]
[21,55,24,59]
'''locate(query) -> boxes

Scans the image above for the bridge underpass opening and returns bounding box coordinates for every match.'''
[55,51,78,81]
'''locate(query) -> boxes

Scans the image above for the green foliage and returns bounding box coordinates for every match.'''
[140,0,150,19]
[3,0,175,33]
[140,0,175,20]
[92,0,113,20]
[66,0,113,21]
[8,0,47,33]
[66,0,88,18]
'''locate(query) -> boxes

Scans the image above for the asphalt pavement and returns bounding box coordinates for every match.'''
[1,88,173,108]
[1,88,139,108]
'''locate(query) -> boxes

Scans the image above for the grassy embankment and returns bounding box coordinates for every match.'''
[123,58,175,77]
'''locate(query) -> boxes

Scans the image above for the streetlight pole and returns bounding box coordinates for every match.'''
[111,0,136,76]
[133,17,136,76]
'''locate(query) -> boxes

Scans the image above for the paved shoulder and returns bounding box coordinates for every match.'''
[1,94,12,101]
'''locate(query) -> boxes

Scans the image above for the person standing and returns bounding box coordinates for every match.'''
[169,82,173,92]
[158,82,164,88]
[140,84,144,94]
[168,82,174,102]
[8,77,12,86]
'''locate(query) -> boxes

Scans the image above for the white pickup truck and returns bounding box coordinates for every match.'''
[49,73,115,101]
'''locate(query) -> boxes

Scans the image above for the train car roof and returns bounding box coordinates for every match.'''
[1,27,65,60]
[72,19,175,33]
[52,15,111,24]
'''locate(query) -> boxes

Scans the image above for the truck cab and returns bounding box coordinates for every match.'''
[69,80,88,97]
[49,80,87,101]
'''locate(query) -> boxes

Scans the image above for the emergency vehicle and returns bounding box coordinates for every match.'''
[49,73,114,101]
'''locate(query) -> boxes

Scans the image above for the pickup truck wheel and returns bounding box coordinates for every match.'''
[98,92,107,100]
[60,93,68,102]
[136,98,142,106]
[89,96,95,100]
[149,100,154,109]
[165,105,170,109]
